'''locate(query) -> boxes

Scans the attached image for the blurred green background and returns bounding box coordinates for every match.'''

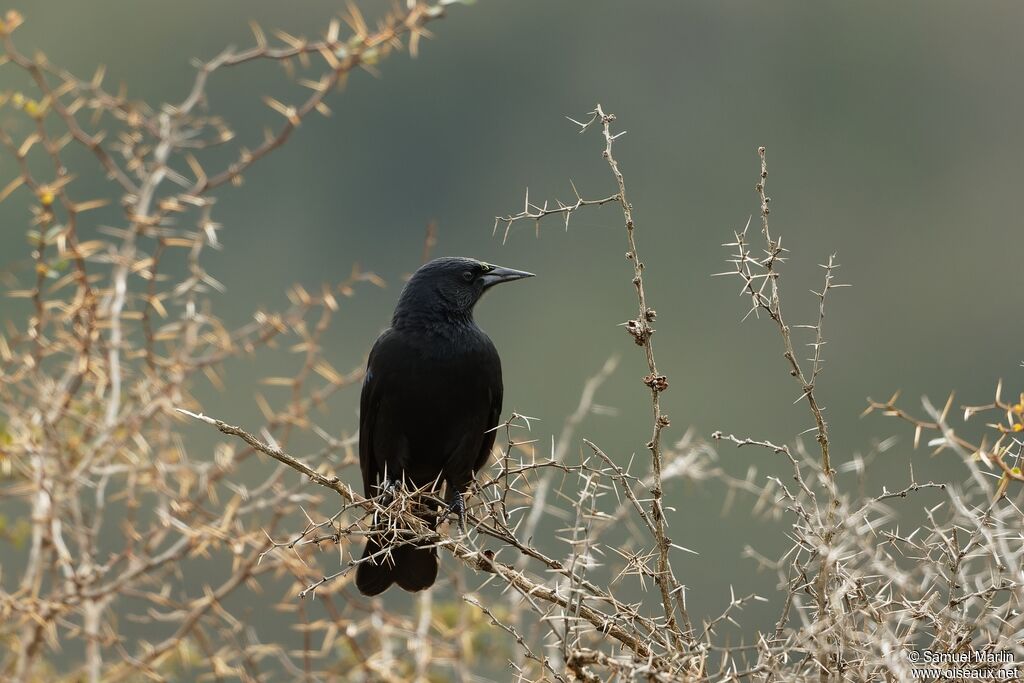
[2,0,1022,668]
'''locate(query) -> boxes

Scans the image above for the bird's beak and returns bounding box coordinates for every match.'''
[480,265,535,289]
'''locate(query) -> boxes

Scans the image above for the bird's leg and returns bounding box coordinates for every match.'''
[379,478,399,506]
[372,478,399,527]
[440,490,467,532]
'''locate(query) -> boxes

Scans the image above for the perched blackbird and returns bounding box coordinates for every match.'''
[355,256,533,596]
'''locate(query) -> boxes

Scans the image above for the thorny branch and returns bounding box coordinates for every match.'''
[499,105,695,654]
[494,183,620,244]
[718,147,849,480]
[179,410,684,670]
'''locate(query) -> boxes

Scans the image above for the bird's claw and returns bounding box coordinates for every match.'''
[380,479,398,505]
[440,491,466,532]
[372,479,399,526]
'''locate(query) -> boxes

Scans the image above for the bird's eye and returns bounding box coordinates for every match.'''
[462,271,474,282]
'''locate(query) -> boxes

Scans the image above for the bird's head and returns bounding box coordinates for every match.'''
[393,256,534,326]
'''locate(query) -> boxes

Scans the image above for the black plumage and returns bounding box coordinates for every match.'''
[355,256,533,596]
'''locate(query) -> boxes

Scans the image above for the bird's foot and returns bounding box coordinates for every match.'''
[372,479,399,526]
[440,491,467,533]
[378,478,399,505]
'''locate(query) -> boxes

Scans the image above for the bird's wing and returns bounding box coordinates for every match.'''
[474,355,503,473]
[359,329,389,498]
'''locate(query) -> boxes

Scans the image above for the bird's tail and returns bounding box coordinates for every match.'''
[355,537,438,596]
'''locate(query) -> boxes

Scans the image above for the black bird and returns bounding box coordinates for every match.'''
[355,256,534,596]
